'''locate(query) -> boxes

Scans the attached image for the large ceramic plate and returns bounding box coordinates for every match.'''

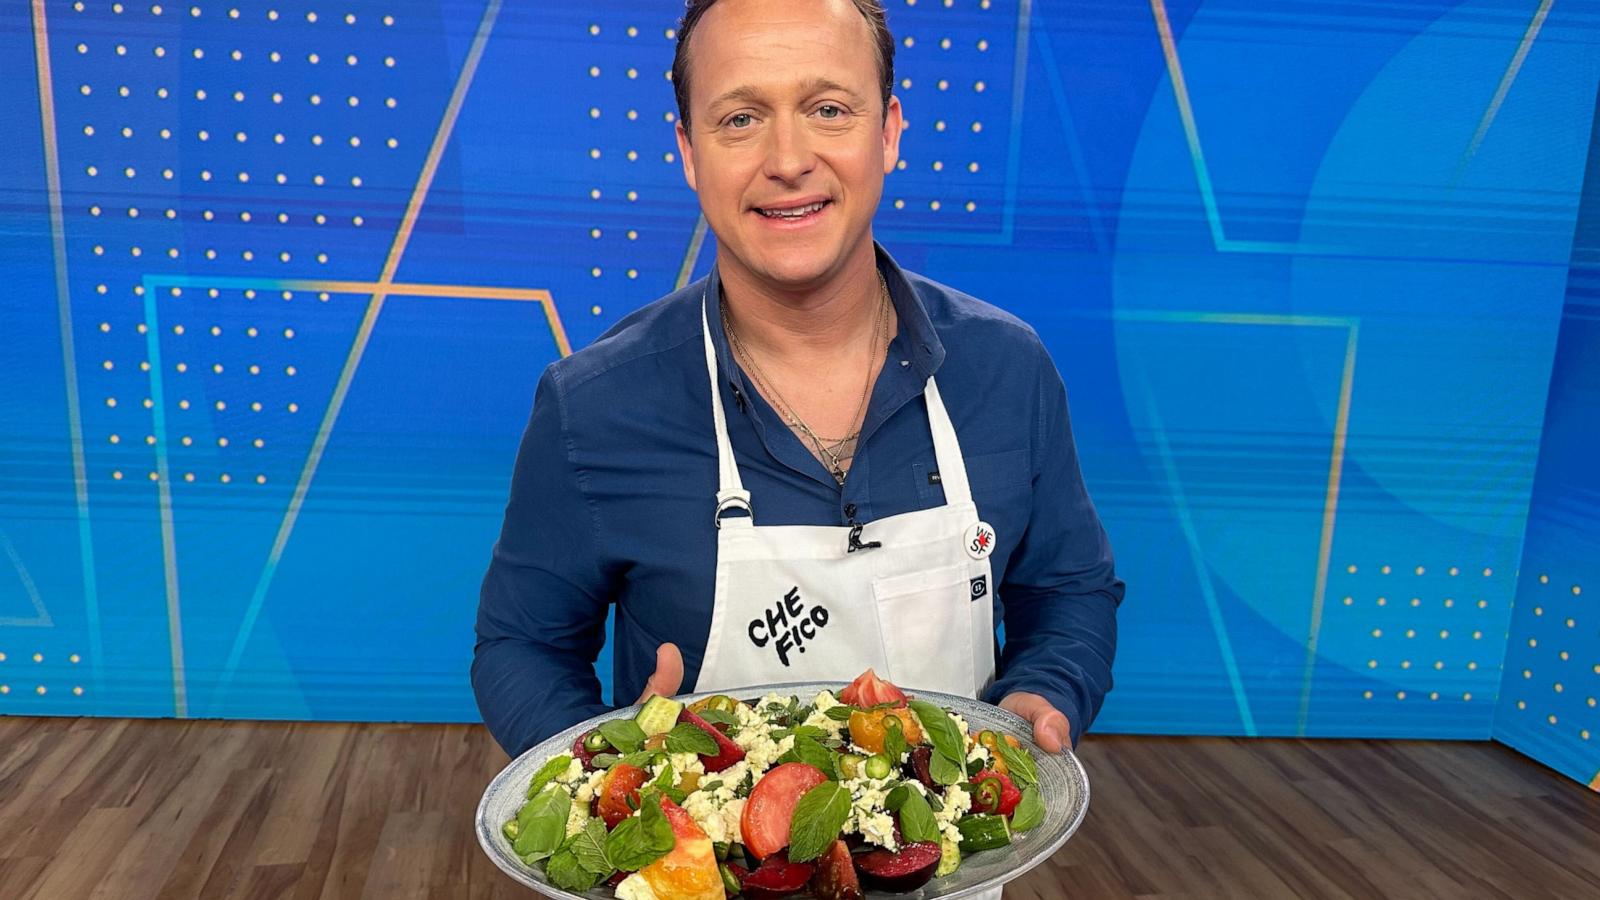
[477,681,1091,899]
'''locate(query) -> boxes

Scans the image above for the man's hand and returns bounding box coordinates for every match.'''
[999,691,1071,753]
[635,643,684,703]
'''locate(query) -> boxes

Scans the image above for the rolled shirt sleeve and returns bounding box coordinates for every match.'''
[472,365,613,757]
[983,341,1124,747]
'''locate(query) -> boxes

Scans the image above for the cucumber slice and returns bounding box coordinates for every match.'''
[839,754,866,779]
[636,695,685,737]
[934,835,962,877]
[956,814,1011,853]
[865,754,893,780]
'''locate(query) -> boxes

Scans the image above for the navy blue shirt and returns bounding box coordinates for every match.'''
[473,245,1123,757]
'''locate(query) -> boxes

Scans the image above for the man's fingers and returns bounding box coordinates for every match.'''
[636,643,684,703]
[999,691,1072,753]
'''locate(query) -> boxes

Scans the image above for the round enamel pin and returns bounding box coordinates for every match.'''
[964,521,997,560]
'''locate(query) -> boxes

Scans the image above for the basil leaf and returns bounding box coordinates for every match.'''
[896,789,941,844]
[790,725,828,741]
[513,786,571,863]
[526,754,574,799]
[884,783,911,811]
[786,781,852,863]
[599,719,647,754]
[996,740,1039,788]
[927,790,945,813]
[907,701,966,785]
[824,705,855,722]
[790,735,837,778]
[604,795,677,871]
[666,722,719,756]
[695,708,740,727]
[572,817,614,876]
[547,842,603,892]
[1010,785,1045,832]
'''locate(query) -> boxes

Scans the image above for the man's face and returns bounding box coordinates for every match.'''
[675,0,903,293]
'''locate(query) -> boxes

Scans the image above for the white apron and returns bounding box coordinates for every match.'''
[694,286,998,701]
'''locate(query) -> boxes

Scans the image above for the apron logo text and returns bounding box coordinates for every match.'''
[747,587,831,667]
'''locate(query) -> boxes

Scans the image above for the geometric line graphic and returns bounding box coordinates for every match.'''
[1149,0,1552,256]
[0,529,54,628]
[29,0,101,688]
[1112,310,1360,734]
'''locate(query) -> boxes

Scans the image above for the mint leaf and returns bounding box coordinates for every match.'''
[547,841,603,892]
[571,817,614,876]
[882,712,908,764]
[695,708,740,727]
[1010,785,1044,832]
[526,754,574,799]
[824,705,855,722]
[884,783,911,811]
[790,735,837,778]
[995,740,1038,788]
[666,722,718,756]
[599,719,647,754]
[896,789,941,843]
[513,786,570,863]
[787,781,851,863]
[907,701,966,786]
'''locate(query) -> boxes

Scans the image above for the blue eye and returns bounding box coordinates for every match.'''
[728,113,754,128]
[818,105,842,119]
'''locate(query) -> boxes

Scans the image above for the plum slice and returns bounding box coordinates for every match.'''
[739,851,816,900]
[852,841,942,893]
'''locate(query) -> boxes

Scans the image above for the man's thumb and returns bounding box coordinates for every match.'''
[637,643,684,703]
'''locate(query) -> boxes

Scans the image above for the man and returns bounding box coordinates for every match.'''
[473,0,1121,761]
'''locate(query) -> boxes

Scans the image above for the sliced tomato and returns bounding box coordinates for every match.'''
[595,763,649,829]
[640,797,724,900]
[970,769,1023,817]
[846,706,923,755]
[809,839,862,900]
[740,763,830,860]
[837,669,908,708]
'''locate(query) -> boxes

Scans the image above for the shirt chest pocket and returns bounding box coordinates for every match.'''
[914,448,1031,504]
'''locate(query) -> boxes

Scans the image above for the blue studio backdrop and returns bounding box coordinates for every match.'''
[3,1,1599,778]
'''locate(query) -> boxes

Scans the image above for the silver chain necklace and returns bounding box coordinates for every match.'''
[723,273,892,484]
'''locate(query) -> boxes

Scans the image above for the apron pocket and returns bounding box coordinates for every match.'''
[871,563,980,699]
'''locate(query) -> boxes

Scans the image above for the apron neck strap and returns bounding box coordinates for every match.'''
[922,376,973,506]
[701,288,753,524]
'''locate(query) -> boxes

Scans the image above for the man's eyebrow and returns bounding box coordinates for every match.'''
[707,78,868,111]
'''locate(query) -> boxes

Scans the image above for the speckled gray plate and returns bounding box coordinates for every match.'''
[476,682,1091,899]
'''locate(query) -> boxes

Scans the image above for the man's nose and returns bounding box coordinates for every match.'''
[763,115,816,183]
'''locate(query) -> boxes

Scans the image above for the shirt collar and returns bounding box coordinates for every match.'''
[702,241,947,398]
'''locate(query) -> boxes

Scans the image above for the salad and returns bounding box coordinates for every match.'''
[500,670,1046,900]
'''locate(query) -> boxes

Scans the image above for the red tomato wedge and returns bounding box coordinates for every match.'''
[639,797,724,900]
[595,763,649,829]
[837,668,908,707]
[677,707,746,772]
[740,762,831,860]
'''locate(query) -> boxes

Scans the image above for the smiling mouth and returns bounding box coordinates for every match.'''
[754,200,831,220]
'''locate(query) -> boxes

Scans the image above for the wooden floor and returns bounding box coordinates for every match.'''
[1,718,1597,900]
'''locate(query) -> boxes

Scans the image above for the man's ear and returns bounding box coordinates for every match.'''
[881,95,904,175]
[675,121,698,192]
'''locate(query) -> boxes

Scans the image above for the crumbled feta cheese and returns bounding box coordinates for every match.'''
[966,742,991,766]
[841,775,899,851]
[854,808,899,851]
[574,768,606,804]
[615,873,659,900]
[669,751,706,776]
[811,689,841,712]
[934,784,973,844]
[554,757,585,785]
[565,797,590,837]
[948,711,971,739]
[737,727,794,772]
[716,760,755,792]
[734,700,767,728]
[684,787,731,843]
